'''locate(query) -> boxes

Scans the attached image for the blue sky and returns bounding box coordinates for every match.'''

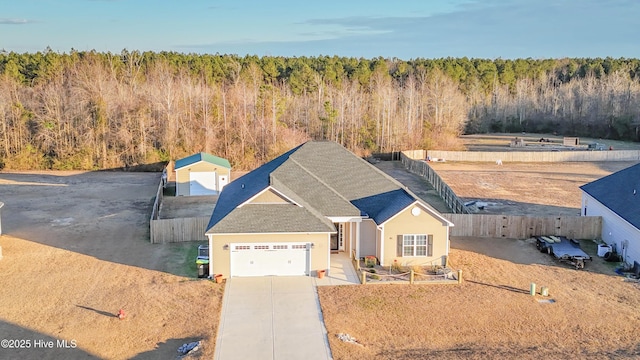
[2,0,639,59]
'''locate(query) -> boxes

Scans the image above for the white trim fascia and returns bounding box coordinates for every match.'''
[327,233,331,274]
[446,229,450,256]
[175,159,231,170]
[208,234,214,273]
[327,216,362,223]
[380,224,385,265]
[379,201,454,227]
[237,186,302,208]
[205,231,333,236]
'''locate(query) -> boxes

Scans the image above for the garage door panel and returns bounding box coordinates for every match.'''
[231,243,309,277]
[190,172,217,195]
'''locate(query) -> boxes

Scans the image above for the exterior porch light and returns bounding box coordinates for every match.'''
[223,244,229,250]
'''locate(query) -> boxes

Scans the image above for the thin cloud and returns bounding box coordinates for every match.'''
[0,18,34,25]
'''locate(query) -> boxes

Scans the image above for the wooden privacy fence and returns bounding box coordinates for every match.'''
[150,176,164,221]
[426,150,640,162]
[443,214,602,239]
[401,151,469,214]
[150,216,209,244]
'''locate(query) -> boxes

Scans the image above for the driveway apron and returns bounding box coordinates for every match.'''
[214,276,333,360]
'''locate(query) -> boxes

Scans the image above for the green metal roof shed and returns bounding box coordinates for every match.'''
[174,153,231,196]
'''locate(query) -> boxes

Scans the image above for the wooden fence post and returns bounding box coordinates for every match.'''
[410,270,415,284]
[457,270,463,284]
[361,271,367,284]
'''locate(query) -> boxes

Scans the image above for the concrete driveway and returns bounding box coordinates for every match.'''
[214,277,333,360]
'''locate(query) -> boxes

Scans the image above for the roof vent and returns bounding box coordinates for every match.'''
[241,184,245,189]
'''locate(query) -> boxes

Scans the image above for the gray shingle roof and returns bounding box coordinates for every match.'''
[208,204,334,233]
[206,141,449,234]
[351,189,416,224]
[580,163,640,230]
[272,159,359,217]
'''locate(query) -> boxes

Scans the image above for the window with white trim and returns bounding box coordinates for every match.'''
[401,234,433,257]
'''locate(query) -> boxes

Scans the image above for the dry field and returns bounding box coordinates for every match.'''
[319,236,640,359]
[0,171,222,359]
[429,161,638,216]
[460,133,640,152]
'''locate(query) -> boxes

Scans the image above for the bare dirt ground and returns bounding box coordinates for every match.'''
[429,161,638,216]
[319,236,640,360]
[0,171,222,359]
[461,133,640,152]
[159,170,248,219]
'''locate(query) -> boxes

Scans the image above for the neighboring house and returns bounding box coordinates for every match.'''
[174,153,231,196]
[580,163,640,265]
[205,141,453,278]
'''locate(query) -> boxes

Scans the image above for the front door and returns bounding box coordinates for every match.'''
[330,233,338,251]
[330,223,344,251]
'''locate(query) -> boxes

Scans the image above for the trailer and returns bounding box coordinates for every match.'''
[536,236,592,269]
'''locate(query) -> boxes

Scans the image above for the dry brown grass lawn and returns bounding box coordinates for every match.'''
[319,237,640,359]
[429,161,638,216]
[0,171,223,359]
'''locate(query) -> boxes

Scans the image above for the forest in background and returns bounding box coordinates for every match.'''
[1,50,640,170]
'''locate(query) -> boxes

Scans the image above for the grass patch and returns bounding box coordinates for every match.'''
[579,239,620,272]
[164,241,207,278]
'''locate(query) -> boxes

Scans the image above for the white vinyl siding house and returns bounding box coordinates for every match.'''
[580,163,640,267]
[582,193,640,266]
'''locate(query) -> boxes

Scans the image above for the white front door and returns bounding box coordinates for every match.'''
[218,175,228,191]
[230,243,310,277]
[190,172,217,195]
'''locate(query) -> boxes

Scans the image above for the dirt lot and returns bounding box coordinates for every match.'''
[0,171,222,359]
[461,133,640,152]
[429,161,638,216]
[319,236,640,360]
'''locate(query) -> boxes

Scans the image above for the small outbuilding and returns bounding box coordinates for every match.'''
[175,152,231,196]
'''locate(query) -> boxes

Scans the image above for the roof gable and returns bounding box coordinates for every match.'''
[246,187,295,205]
[351,189,415,224]
[205,145,302,233]
[580,163,640,229]
[175,152,231,170]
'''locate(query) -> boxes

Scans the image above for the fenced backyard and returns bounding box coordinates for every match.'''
[443,214,602,239]
[149,165,214,244]
[426,149,640,162]
[399,149,604,240]
[400,151,469,214]
[150,216,209,244]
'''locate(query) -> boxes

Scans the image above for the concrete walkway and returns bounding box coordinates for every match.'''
[214,277,333,360]
[315,253,361,286]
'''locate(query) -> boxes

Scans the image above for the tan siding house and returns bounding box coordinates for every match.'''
[205,141,453,278]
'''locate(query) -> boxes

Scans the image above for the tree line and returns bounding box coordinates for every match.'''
[1,50,639,170]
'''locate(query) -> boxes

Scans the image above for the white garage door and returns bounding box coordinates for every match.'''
[230,243,310,277]
[190,172,217,195]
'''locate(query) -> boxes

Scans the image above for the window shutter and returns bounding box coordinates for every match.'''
[427,235,433,257]
[397,235,403,257]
